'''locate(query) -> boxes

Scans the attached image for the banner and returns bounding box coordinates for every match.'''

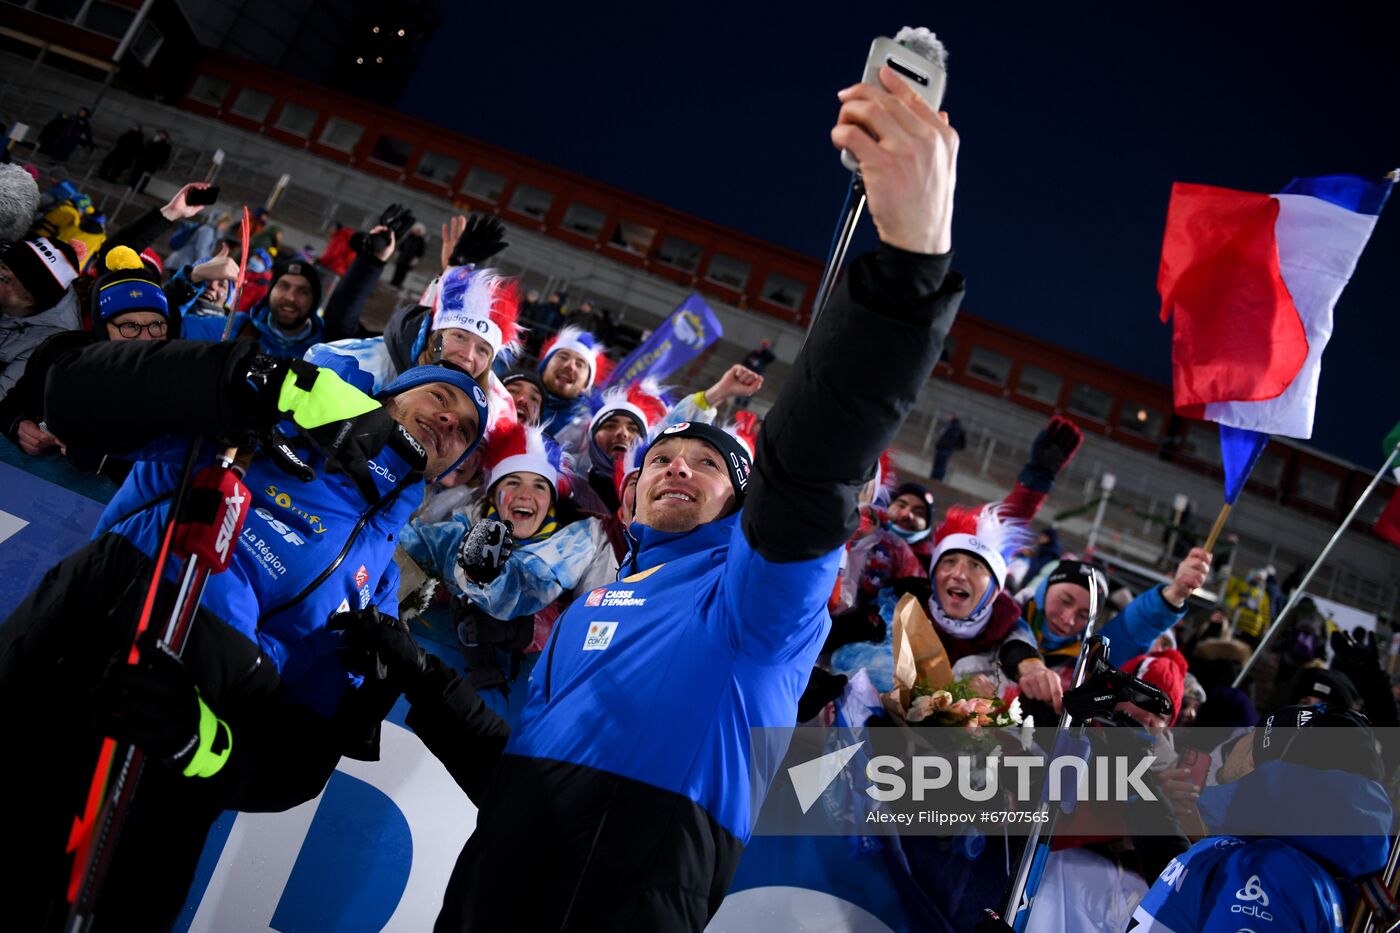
[606,293,721,388]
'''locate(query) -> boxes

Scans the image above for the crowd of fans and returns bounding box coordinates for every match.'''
[0,80,1397,933]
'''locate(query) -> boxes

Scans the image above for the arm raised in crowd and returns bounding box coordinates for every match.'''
[95,182,212,271]
[742,67,963,564]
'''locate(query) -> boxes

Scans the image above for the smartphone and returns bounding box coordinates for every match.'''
[187,185,220,206]
[1180,748,1209,790]
[841,36,948,172]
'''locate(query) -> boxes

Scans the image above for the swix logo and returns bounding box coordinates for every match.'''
[214,487,247,561]
[1231,874,1273,921]
[368,461,397,482]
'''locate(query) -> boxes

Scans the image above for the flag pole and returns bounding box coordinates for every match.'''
[1202,502,1233,552]
[1233,440,1400,686]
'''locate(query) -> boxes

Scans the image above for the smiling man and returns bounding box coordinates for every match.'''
[0,336,487,928]
[340,65,966,931]
[246,259,326,358]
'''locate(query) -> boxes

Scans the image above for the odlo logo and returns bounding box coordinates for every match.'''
[368,461,397,482]
[214,487,247,561]
[1231,874,1272,921]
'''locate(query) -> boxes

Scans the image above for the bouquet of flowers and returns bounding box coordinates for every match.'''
[906,678,1032,729]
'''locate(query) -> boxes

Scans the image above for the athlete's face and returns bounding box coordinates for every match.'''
[634,437,735,533]
[387,383,480,478]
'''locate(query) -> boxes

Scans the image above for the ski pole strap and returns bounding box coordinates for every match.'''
[182,692,232,778]
[1358,871,1400,927]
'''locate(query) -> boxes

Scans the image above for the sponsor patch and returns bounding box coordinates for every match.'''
[583,621,618,651]
[355,565,370,588]
[585,588,606,607]
[663,421,691,434]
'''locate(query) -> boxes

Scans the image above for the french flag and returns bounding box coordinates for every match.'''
[1159,172,1392,501]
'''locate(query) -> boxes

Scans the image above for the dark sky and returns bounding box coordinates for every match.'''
[400,2,1399,470]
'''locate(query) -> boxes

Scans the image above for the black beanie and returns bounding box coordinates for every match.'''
[271,257,322,312]
[0,237,79,310]
[502,369,546,397]
[645,420,752,506]
[1046,559,1109,601]
[891,482,934,519]
[1289,667,1359,710]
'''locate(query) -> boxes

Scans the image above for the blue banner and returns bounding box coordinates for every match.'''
[1219,424,1270,505]
[606,293,722,388]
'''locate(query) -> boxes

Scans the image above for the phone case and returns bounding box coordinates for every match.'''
[841,36,948,172]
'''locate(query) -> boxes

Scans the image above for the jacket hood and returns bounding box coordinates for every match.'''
[4,287,81,333]
[384,303,430,372]
[1197,760,1393,878]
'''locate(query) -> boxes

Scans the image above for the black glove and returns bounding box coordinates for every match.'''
[351,204,416,257]
[458,519,513,584]
[448,214,508,267]
[1019,415,1084,492]
[91,632,232,778]
[330,608,428,688]
[797,667,848,723]
[1330,630,1399,725]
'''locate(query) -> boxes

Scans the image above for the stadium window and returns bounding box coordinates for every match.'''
[1182,421,1222,466]
[369,133,413,169]
[1295,467,1341,507]
[415,150,460,184]
[657,236,703,273]
[462,167,506,203]
[1015,365,1063,405]
[1252,449,1285,488]
[705,253,751,290]
[608,218,656,254]
[562,203,607,239]
[130,21,163,66]
[230,88,275,123]
[319,117,364,152]
[760,272,806,311]
[274,102,319,138]
[81,2,134,38]
[188,74,231,108]
[1116,401,1164,438]
[508,184,554,220]
[966,347,1012,387]
[1067,383,1114,422]
[43,0,85,20]
[939,335,956,365]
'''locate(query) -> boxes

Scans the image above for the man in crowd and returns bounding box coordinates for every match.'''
[536,324,608,447]
[0,237,81,400]
[0,334,489,929]
[338,63,963,930]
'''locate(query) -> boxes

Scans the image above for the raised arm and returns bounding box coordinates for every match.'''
[742,66,963,564]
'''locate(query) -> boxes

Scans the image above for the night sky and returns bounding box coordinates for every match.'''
[400,3,1399,470]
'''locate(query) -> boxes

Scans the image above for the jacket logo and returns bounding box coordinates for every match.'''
[585,588,605,607]
[583,622,618,651]
[367,460,397,482]
[1231,874,1273,921]
[355,565,370,588]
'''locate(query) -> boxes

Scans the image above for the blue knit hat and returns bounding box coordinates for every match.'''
[378,363,490,477]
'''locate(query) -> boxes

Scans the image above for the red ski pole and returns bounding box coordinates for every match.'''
[65,446,253,931]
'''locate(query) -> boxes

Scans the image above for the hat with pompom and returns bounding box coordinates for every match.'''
[95,245,176,337]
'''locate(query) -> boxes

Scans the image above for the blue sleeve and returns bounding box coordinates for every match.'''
[399,515,471,583]
[303,343,375,394]
[1100,585,1184,663]
[718,518,840,664]
[1195,842,1344,932]
[371,565,400,617]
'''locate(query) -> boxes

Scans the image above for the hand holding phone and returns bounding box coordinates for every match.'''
[186,185,220,206]
[840,34,948,172]
[1180,748,1210,790]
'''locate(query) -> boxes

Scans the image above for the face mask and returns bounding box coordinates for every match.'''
[887,521,931,545]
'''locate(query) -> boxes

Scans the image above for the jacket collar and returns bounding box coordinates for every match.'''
[624,511,738,575]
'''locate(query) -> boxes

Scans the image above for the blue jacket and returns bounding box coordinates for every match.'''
[95,431,422,717]
[515,512,839,841]
[248,301,325,358]
[1130,761,1393,932]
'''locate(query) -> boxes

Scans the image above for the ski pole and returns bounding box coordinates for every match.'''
[65,446,252,931]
